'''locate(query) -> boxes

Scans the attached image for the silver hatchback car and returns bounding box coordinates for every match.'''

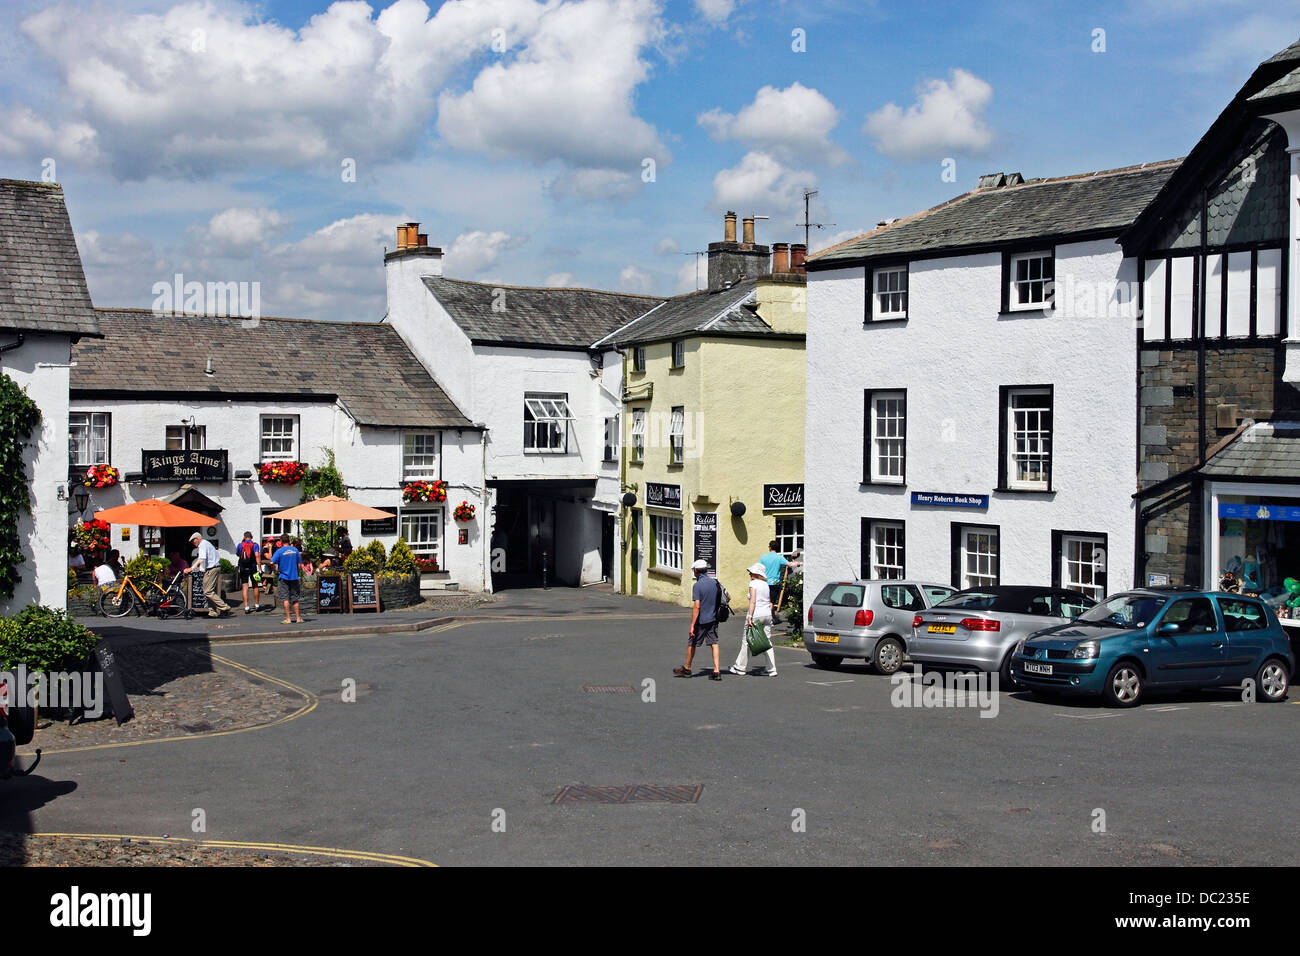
[806,580,955,674]
[909,586,1095,687]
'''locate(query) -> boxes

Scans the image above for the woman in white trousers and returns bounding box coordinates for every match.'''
[729,563,777,676]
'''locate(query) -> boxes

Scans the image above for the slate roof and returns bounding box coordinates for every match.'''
[1200,422,1300,480]
[594,279,787,347]
[423,277,662,350]
[810,161,1181,267]
[72,309,474,429]
[1248,65,1300,104]
[0,179,100,337]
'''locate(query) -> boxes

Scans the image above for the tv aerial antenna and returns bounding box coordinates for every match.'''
[798,189,835,249]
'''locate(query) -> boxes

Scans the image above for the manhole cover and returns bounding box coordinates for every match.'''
[583,685,636,694]
[552,785,703,805]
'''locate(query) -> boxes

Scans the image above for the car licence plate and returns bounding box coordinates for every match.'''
[927,624,956,634]
[1023,662,1053,676]
[815,633,839,644]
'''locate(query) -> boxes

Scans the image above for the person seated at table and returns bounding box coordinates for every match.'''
[318,550,340,571]
[300,555,315,577]
[166,551,189,576]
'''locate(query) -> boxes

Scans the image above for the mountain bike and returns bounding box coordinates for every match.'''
[97,569,191,619]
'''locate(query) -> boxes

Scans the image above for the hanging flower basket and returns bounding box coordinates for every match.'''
[70,518,111,555]
[414,556,440,573]
[403,480,448,503]
[83,464,120,488]
[453,500,476,522]
[257,460,308,484]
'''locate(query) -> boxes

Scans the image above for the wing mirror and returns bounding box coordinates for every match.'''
[1157,621,1180,636]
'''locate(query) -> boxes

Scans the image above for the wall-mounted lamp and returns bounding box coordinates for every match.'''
[73,488,90,519]
[730,500,746,518]
[621,492,637,507]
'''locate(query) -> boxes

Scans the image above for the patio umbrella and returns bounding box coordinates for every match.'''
[267,495,394,549]
[94,499,220,527]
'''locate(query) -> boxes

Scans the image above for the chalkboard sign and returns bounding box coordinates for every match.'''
[348,571,379,612]
[89,640,134,725]
[188,572,207,611]
[317,574,344,613]
[692,512,717,572]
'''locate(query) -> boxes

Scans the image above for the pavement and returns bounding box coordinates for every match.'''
[9,586,1298,866]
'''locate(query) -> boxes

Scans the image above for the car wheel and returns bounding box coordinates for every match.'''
[810,653,840,669]
[998,649,1018,690]
[1103,661,1143,708]
[1255,658,1289,703]
[871,637,904,675]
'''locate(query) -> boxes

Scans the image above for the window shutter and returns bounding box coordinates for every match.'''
[1000,252,1011,314]
[997,386,1009,489]
[1051,530,1063,589]
[950,524,961,588]
[864,267,874,322]
[860,518,872,579]
[862,390,872,483]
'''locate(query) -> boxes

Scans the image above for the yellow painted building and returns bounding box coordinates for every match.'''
[598,221,806,608]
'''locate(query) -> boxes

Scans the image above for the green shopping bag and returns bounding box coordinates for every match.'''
[746,621,772,655]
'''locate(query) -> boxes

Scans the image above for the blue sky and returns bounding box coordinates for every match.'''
[1,0,1297,320]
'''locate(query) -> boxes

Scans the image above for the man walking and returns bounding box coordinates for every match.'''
[272,536,304,624]
[674,559,722,681]
[759,540,801,614]
[235,531,263,614]
[185,532,231,618]
[729,563,777,676]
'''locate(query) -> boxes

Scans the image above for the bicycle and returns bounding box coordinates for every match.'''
[97,569,191,620]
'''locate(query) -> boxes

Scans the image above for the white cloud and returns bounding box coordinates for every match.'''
[1187,13,1300,74]
[655,237,679,255]
[548,168,641,201]
[863,69,995,161]
[544,272,578,287]
[693,0,736,23]
[446,230,528,276]
[711,151,817,220]
[675,259,702,293]
[618,264,653,294]
[809,227,864,254]
[0,0,637,180]
[699,83,847,165]
[189,207,290,256]
[437,0,668,192]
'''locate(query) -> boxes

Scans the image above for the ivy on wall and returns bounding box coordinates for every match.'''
[0,373,43,601]
[300,448,347,560]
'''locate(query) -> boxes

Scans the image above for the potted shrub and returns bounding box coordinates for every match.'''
[380,538,421,609]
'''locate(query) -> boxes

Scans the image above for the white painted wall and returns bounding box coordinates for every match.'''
[65,396,488,590]
[2,333,73,612]
[805,238,1137,601]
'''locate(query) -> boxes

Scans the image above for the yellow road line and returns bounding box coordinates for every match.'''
[27,650,318,755]
[30,832,435,867]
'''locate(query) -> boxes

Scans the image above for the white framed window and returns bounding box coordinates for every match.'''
[165,424,206,450]
[261,510,296,540]
[1060,533,1106,603]
[672,340,686,368]
[260,416,298,461]
[401,509,443,564]
[632,347,646,373]
[603,416,619,463]
[524,393,572,453]
[862,519,904,580]
[1003,387,1052,490]
[651,514,683,572]
[874,266,908,318]
[958,525,999,589]
[631,409,647,463]
[867,390,905,484]
[403,432,440,479]
[69,412,111,466]
[775,517,803,556]
[669,406,685,464]
[1009,250,1054,311]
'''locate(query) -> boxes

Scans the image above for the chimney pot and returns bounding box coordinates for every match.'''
[742,216,755,245]
[397,225,409,250]
[417,233,428,247]
[772,242,790,274]
[724,211,737,243]
[790,243,807,274]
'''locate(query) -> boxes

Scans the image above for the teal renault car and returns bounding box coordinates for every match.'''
[1012,588,1293,707]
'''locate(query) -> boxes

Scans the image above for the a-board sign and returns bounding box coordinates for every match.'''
[348,570,379,612]
[89,640,134,725]
[692,512,717,572]
[361,507,398,536]
[188,572,207,611]
[317,574,345,613]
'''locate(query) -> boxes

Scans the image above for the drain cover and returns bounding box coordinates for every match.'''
[583,684,636,694]
[552,785,703,805]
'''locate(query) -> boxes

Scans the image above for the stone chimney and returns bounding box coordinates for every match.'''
[706,212,770,292]
[790,243,807,275]
[772,242,790,274]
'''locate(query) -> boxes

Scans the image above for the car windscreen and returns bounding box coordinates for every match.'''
[1077,593,1167,628]
[813,583,866,607]
[933,591,1054,613]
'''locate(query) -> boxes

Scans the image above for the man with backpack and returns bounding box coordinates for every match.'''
[235,531,263,614]
[674,559,725,681]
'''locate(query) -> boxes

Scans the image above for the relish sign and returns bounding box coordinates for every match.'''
[142,449,228,483]
[763,483,804,511]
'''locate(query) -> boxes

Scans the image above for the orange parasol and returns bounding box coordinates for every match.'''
[266,496,393,522]
[94,499,220,527]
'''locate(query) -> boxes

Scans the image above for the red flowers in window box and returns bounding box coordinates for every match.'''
[414,556,440,573]
[453,501,476,522]
[403,480,447,503]
[257,460,308,484]
[83,464,120,488]
[70,519,111,555]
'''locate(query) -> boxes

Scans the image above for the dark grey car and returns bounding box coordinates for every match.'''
[806,580,954,673]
